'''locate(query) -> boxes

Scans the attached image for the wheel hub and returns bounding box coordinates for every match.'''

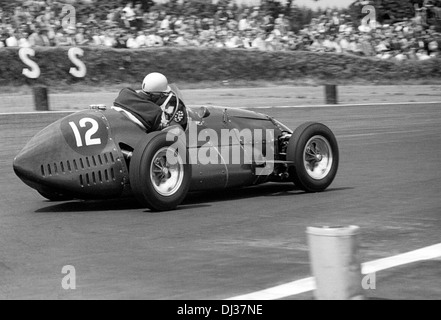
[303,136,333,180]
[150,147,184,197]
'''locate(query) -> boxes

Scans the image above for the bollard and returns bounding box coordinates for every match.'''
[33,86,49,111]
[325,85,338,104]
[307,225,364,300]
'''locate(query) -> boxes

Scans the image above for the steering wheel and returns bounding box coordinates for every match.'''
[162,93,181,128]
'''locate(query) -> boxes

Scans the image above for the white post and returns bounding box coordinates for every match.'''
[307,225,364,300]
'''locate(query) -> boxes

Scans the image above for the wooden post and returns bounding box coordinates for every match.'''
[325,85,338,105]
[33,87,49,111]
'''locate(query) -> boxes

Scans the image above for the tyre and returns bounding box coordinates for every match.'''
[129,132,191,211]
[287,122,339,193]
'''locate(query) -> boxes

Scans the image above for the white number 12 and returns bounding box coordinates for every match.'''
[69,118,102,147]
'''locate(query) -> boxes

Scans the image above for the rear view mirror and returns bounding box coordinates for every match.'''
[198,106,211,119]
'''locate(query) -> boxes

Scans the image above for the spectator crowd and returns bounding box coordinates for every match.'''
[0,0,440,62]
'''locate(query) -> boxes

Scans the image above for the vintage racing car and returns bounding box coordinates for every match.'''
[13,85,339,211]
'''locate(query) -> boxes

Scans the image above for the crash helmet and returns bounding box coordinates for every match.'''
[142,72,171,93]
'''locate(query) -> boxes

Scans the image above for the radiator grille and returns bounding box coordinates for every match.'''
[40,152,119,188]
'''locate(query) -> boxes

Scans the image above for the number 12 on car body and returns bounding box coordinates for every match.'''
[69,118,102,148]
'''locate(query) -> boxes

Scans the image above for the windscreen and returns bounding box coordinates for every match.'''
[169,83,185,106]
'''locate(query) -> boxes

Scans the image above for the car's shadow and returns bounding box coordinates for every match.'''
[34,197,213,213]
[184,184,353,205]
[35,184,353,214]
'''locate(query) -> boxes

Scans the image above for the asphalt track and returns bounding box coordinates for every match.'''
[0,101,440,300]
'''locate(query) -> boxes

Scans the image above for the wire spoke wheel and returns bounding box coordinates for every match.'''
[130,132,191,211]
[150,147,184,197]
[303,136,333,180]
[287,122,339,193]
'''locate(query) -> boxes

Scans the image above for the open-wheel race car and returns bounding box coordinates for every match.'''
[13,85,339,211]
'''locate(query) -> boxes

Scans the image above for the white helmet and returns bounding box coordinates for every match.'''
[142,72,171,93]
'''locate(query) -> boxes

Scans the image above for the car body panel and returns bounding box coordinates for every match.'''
[14,109,130,199]
[14,104,291,199]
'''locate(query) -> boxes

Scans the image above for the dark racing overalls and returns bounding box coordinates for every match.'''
[113,88,163,132]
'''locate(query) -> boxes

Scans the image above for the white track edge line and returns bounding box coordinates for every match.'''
[226,243,441,300]
[249,101,441,109]
[0,111,74,116]
[1,101,441,116]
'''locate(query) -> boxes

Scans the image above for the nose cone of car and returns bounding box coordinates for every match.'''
[13,148,34,185]
[13,122,62,189]
[13,111,127,200]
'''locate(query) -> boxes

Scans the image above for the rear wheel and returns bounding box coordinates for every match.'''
[287,122,339,192]
[129,133,191,211]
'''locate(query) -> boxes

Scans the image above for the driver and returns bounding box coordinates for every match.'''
[112,72,177,132]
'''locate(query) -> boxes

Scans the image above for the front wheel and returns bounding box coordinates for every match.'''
[287,122,339,193]
[129,132,191,211]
